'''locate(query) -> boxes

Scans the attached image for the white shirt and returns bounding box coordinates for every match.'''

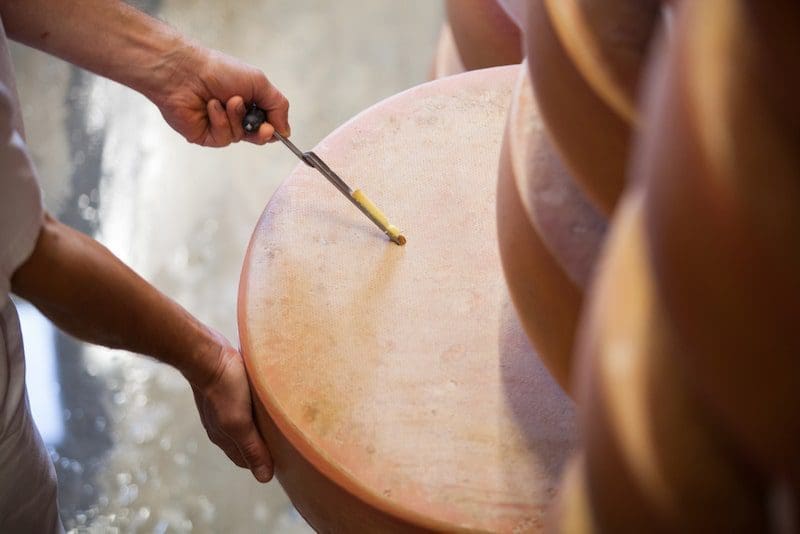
[0,14,62,533]
[0,33,42,308]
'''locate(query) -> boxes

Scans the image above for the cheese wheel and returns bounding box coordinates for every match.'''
[239,66,577,532]
[430,22,465,79]
[506,62,607,291]
[638,0,800,481]
[445,0,523,71]
[543,0,662,123]
[570,191,768,531]
[526,0,662,213]
[497,62,606,391]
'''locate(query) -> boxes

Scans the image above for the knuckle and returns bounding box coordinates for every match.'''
[238,438,264,463]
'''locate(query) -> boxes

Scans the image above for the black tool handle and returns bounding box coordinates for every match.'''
[242,103,267,133]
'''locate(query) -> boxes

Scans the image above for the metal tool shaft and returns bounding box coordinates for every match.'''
[272,132,404,244]
[273,132,352,196]
[242,104,404,245]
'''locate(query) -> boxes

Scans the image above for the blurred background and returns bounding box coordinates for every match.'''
[10,0,442,531]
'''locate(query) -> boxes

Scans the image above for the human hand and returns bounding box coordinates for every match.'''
[191,331,273,483]
[150,43,290,147]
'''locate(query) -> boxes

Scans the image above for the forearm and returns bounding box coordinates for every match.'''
[11,214,221,388]
[0,0,193,103]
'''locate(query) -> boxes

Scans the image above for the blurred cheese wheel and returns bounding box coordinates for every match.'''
[430,22,465,79]
[571,190,768,531]
[497,62,606,390]
[446,0,523,71]
[546,454,597,533]
[543,0,661,123]
[526,0,661,213]
[507,62,607,290]
[638,0,800,480]
[496,0,527,30]
[239,66,577,532]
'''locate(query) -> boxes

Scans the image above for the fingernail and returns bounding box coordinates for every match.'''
[254,466,271,483]
[237,102,245,114]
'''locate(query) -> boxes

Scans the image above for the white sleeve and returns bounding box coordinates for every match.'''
[0,82,43,304]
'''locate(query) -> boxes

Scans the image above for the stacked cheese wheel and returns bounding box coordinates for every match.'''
[238,0,798,530]
[431,0,523,79]
[497,0,799,530]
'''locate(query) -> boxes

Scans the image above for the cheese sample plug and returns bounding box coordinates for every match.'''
[352,189,406,246]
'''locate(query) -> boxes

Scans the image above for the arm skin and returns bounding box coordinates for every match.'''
[0,0,290,145]
[11,214,275,483]
[0,0,293,481]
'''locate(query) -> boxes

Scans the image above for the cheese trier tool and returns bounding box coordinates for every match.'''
[242,104,406,246]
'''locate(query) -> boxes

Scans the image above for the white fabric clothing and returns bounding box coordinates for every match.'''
[0,304,62,533]
[0,14,64,533]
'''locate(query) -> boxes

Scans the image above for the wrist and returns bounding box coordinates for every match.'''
[133,34,204,107]
[175,323,232,392]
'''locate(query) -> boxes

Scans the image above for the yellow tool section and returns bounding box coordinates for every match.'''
[352,189,406,245]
